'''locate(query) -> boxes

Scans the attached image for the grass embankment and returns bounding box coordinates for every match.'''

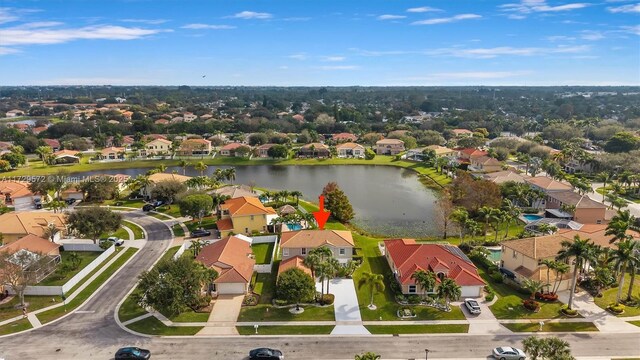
[37,248,138,324]
[501,322,598,332]
[365,324,469,334]
[0,318,33,335]
[594,273,640,317]
[39,251,102,286]
[236,325,335,335]
[127,316,203,336]
[123,220,145,239]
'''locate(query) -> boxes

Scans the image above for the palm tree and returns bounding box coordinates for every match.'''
[357,272,385,310]
[551,261,570,295]
[540,259,557,293]
[435,156,448,174]
[411,270,437,297]
[325,257,340,295]
[194,161,207,176]
[301,212,316,229]
[478,206,494,241]
[522,279,544,300]
[436,277,461,310]
[608,239,640,305]
[501,199,521,240]
[596,172,613,202]
[190,239,209,258]
[556,235,596,310]
[224,168,236,183]
[43,223,60,243]
[35,146,52,164]
[156,164,167,173]
[290,190,302,206]
[490,209,506,243]
[606,210,636,244]
[354,352,381,360]
[306,246,332,295]
[178,159,190,175]
[280,190,290,205]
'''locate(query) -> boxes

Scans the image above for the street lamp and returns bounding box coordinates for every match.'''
[425,349,430,360]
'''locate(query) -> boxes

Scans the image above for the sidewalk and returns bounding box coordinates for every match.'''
[557,290,640,333]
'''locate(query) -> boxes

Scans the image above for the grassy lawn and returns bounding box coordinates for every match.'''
[149,211,173,220]
[103,198,145,208]
[252,268,277,304]
[251,243,274,264]
[628,320,640,327]
[155,204,182,218]
[594,273,640,317]
[161,246,181,262]
[118,292,148,323]
[38,251,102,286]
[123,220,145,239]
[167,309,210,322]
[0,318,32,335]
[126,316,202,336]
[365,324,469,334]
[237,325,334,335]
[501,322,598,332]
[37,248,138,324]
[102,226,129,240]
[172,223,185,237]
[0,295,62,322]
[238,304,335,322]
[185,217,217,232]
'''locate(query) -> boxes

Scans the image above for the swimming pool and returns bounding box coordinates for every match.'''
[523,214,543,222]
[484,246,502,264]
[286,223,302,231]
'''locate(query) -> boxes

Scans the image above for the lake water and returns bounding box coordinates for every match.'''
[77,165,439,237]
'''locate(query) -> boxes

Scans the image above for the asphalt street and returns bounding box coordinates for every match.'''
[0,212,638,360]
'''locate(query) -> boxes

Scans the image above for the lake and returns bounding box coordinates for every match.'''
[78,165,440,237]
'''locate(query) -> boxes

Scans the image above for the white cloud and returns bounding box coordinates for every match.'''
[377,14,406,20]
[406,7,442,13]
[580,30,604,40]
[0,25,168,46]
[228,11,272,20]
[546,35,576,41]
[317,65,359,70]
[411,14,481,25]
[622,25,640,35]
[322,56,346,62]
[500,1,590,18]
[287,53,307,60]
[12,21,64,29]
[181,24,236,30]
[351,45,591,59]
[122,19,169,25]
[0,46,19,55]
[607,3,640,13]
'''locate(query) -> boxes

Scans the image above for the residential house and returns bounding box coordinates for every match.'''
[0,234,61,257]
[406,145,457,161]
[0,181,37,208]
[60,186,84,201]
[280,230,355,264]
[452,129,473,138]
[183,112,197,122]
[375,139,405,155]
[481,170,529,184]
[0,212,67,243]
[297,143,331,158]
[468,155,502,173]
[525,176,573,194]
[336,142,365,158]
[216,196,277,237]
[52,149,80,164]
[383,239,485,297]
[544,191,612,224]
[219,143,250,157]
[5,109,24,118]
[500,225,640,291]
[154,118,169,125]
[256,144,276,158]
[142,173,193,198]
[458,148,488,163]
[98,146,126,160]
[564,157,595,175]
[42,139,61,152]
[292,114,304,123]
[211,185,257,199]
[332,132,358,143]
[277,255,312,278]
[195,235,255,295]
[31,126,48,135]
[141,138,172,157]
[177,138,212,156]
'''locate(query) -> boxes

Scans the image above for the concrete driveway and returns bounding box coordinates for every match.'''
[321,278,370,335]
[459,299,510,334]
[196,294,243,336]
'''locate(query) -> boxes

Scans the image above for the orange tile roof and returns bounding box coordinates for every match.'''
[0,234,60,255]
[216,218,234,231]
[221,142,246,151]
[525,176,573,191]
[332,133,358,141]
[278,255,312,278]
[221,196,276,216]
[280,229,355,248]
[101,146,125,155]
[195,236,255,284]
[0,181,33,199]
[300,142,329,150]
[0,212,67,238]
[336,142,364,150]
[53,149,80,158]
[147,172,192,183]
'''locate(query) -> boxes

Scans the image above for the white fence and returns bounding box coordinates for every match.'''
[252,235,279,274]
[13,245,116,296]
[251,235,278,244]
[62,243,103,252]
[173,241,191,260]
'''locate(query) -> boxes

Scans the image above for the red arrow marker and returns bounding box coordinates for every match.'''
[312,195,331,230]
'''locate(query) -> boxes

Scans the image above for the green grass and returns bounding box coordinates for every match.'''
[594,273,640,317]
[167,309,210,322]
[236,325,334,335]
[118,292,148,323]
[103,198,145,208]
[365,324,469,334]
[101,226,129,240]
[502,321,598,332]
[251,243,274,264]
[155,204,182,218]
[65,247,121,295]
[161,246,181,262]
[628,320,640,327]
[37,248,138,324]
[0,318,32,335]
[172,223,185,237]
[123,220,145,239]
[185,217,217,232]
[149,211,173,220]
[253,268,277,304]
[238,304,335,322]
[38,251,102,286]
[126,316,203,336]
[0,295,62,322]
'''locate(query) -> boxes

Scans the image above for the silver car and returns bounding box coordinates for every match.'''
[492,346,526,360]
[464,298,481,315]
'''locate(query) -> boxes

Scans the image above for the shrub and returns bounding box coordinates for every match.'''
[561,306,578,316]
[386,273,402,295]
[243,294,258,306]
[523,299,540,311]
[365,148,376,160]
[352,255,363,264]
[395,294,407,303]
[535,292,558,302]
[485,291,495,302]
[408,295,422,304]
[320,294,335,305]
[274,299,288,306]
[608,303,625,314]
[490,272,504,284]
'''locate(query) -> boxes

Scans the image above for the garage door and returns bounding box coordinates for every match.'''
[461,286,482,298]
[217,283,246,295]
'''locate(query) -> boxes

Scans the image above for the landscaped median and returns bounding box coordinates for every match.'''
[236,325,335,335]
[501,322,598,332]
[365,324,469,334]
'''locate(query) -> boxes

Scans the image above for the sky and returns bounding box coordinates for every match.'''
[0,0,639,86]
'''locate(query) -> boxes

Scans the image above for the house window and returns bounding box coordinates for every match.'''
[250,215,254,221]
[512,250,517,259]
[245,228,249,233]
[339,248,346,255]
[596,220,602,224]
[301,248,307,255]
[283,248,289,257]
[408,285,417,294]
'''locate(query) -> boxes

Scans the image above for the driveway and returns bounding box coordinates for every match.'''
[321,279,370,335]
[458,299,511,334]
[196,294,243,336]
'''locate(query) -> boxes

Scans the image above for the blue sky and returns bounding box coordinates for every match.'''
[0,0,639,86]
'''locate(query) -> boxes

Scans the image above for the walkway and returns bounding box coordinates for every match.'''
[322,279,370,335]
[558,290,640,333]
[589,182,640,218]
[195,294,243,336]
[458,299,511,335]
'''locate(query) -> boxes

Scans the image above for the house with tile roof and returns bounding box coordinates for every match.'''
[0,212,67,243]
[177,138,212,156]
[297,143,331,158]
[458,148,488,162]
[277,255,312,278]
[383,239,485,297]
[500,225,640,291]
[256,143,276,158]
[0,234,61,257]
[211,185,257,199]
[336,142,365,158]
[280,230,355,263]
[468,155,502,173]
[141,172,193,198]
[0,181,37,208]
[98,146,126,160]
[452,129,473,138]
[217,196,277,237]
[52,149,80,164]
[42,139,60,151]
[195,235,255,295]
[141,138,172,157]
[481,170,529,184]
[375,139,405,155]
[331,132,358,143]
[545,190,612,225]
[219,142,250,157]
[524,176,573,193]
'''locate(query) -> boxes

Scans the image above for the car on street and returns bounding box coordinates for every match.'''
[65,198,76,205]
[190,229,211,238]
[464,298,481,315]
[33,198,42,209]
[104,236,124,246]
[492,346,526,360]
[249,348,284,360]
[115,347,151,360]
[142,204,155,212]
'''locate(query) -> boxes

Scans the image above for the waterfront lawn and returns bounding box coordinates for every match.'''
[594,274,640,317]
[123,220,145,239]
[502,322,598,332]
[365,324,469,334]
[251,243,274,264]
[39,250,102,286]
[0,318,33,335]
[238,304,335,322]
[127,316,202,336]
[236,325,334,335]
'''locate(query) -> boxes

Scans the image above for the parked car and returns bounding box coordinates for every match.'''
[65,198,77,205]
[492,346,526,360]
[152,200,164,207]
[249,348,284,360]
[190,229,211,238]
[33,198,42,209]
[142,204,155,212]
[103,236,124,246]
[115,347,151,360]
[464,298,481,315]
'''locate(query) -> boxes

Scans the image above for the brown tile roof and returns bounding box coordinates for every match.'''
[257,143,276,150]
[547,191,607,209]
[148,172,192,183]
[336,142,364,150]
[0,234,60,255]
[332,133,358,141]
[220,142,246,151]
[53,149,80,158]
[452,129,473,134]
[195,236,255,284]
[100,146,125,155]
[425,145,456,156]
[278,256,312,278]
[221,196,276,216]
[43,139,60,148]
[216,218,234,231]
[300,142,329,150]
[0,181,33,199]
[525,176,573,191]
[376,139,404,145]
[280,230,354,248]
[482,170,529,184]
[212,185,256,199]
[473,155,501,166]
[0,212,67,238]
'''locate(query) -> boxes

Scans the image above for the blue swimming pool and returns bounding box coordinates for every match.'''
[287,223,302,231]
[523,214,543,222]
[484,246,502,263]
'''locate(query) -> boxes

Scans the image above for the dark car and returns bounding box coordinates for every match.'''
[142,204,155,212]
[249,348,284,360]
[190,229,211,238]
[33,198,42,209]
[152,200,164,207]
[115,347,151,360]
[65,198,76,205]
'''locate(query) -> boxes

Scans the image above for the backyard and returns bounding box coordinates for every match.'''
[39,250,102,286]
[251,243,274,265]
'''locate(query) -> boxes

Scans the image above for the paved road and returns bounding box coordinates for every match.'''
[1,213,639,360]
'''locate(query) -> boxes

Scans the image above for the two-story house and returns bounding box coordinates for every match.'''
[468,155,502,173]
[177,138,212,156]
[336,142,365,158]
[545,191,612,224]
[98,146,126,160]
[280,230,354,264]
[375,139,405,155]
[141,138,172,157]
[216,196,277,237]
[219,143,250,157]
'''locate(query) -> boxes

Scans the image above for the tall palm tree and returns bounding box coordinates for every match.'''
[436,277,461,310]
[224,167,236,183]
[290,190,302,206]
[501,199,521,240]
[357,272,385,310]
[478,206,494,241]
[608,239,640,305]
[280,190,290,205]
[42,223,60,243]
[596,172,613,202]
[606,210,636,244]
[190,239,209,258]
[556,235,596,310]
[178,159,190,175]
[540,259,557,293]
[551,261,570,295]
[194,161,207,176]
[491,209,506,243]
[325,257,340,295]
[411,270,437,296]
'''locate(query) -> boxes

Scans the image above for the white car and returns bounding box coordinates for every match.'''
[492,346,526,360]
[106,236,124,246]
[464,298,481,315]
